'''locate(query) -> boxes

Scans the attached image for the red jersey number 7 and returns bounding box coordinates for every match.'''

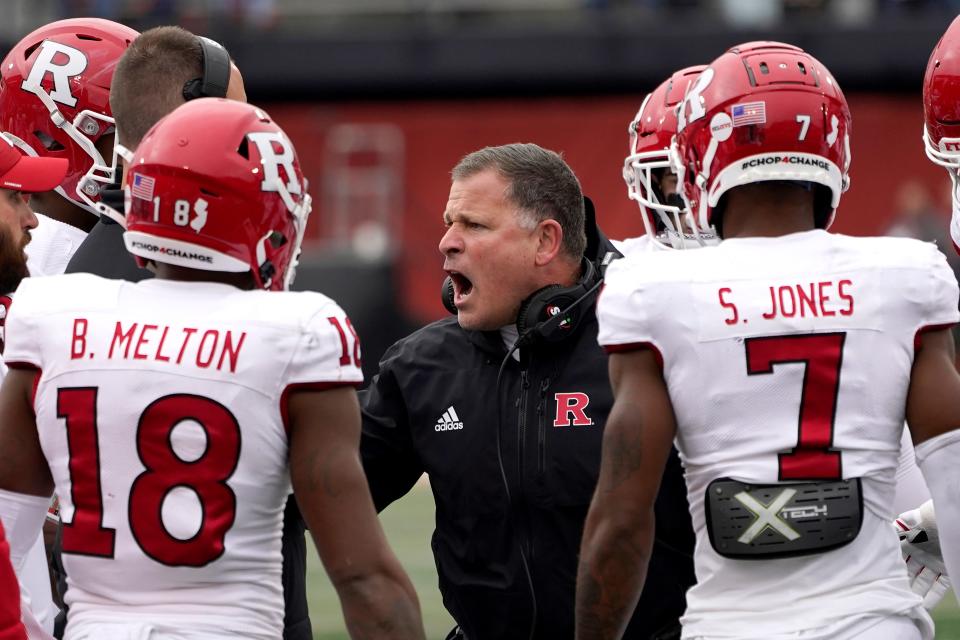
[745,333,846,481]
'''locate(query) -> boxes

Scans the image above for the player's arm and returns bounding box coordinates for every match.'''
[288,387,425,640]
[0,368,51,497]
[905,327,960,604]
[576,348,677,640]
[906,328,960,443]
[0,368,54,575]
[889,427,950,609]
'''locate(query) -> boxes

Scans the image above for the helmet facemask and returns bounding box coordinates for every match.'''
[623,149,715,249]
[624,73,717,250]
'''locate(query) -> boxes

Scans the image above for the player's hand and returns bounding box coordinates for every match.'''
[893,500,951,609]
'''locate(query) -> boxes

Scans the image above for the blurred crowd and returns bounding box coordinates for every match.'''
[2,0,956,36]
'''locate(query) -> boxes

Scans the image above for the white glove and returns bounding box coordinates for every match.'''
[893,500,951,609]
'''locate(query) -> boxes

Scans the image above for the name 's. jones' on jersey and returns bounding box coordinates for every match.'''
[69,318,246,373]
[717,278,855,325]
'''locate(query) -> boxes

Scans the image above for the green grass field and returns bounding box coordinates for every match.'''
[306,484,960,639]
[306,483,454,640]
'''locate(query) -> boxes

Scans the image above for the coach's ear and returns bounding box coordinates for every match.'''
[533,218,564,267]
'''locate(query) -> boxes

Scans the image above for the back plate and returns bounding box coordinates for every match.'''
[705,477,863,560]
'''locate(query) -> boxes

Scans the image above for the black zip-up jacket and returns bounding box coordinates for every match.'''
[360,304,696,639]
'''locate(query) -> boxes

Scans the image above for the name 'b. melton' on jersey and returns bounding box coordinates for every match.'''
[597,230,958,640]
[3,273,362,638]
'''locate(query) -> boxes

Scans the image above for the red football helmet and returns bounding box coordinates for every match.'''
[672,42,851,234]
[624,65,715,248]
[124,99,311,291]
[0,18,138,214]
[924,15,960,201]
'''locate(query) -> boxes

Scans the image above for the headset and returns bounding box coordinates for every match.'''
[441,256,602,345]
[182,36,231,101]
[516,257,599,343]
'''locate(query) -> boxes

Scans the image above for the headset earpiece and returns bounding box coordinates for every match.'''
[182,36,231,102]
[516,258,599,343]
[516,284,562,337]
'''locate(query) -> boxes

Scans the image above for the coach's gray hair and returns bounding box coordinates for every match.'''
[451,143,587,260]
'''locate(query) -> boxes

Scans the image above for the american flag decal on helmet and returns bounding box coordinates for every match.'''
[731,102,766,127]
[131,173,155,201]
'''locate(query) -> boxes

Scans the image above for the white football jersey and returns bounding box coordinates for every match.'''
[598,230,959,639]
[25,213,87,278]
[4,274,363,639]
[611,234,656,257]
[18,212,79,640]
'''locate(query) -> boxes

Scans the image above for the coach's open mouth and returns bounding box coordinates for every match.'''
[446,271,473,305]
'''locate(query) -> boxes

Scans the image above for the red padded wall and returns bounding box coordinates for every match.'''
[266,94,949,323]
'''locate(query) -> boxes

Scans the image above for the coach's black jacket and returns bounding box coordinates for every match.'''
[360,284,696,639]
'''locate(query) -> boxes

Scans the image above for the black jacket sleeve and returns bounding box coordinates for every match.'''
[359,345,426,512]
[64,218,153,281]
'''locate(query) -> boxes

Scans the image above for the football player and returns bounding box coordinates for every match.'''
[0,137,68,639]
[0,19,136,637]
[913,12,960,611]
[617,65,716,254]
[0,18,138,277]
[619,62,949,613]
[578,42,960,640]
[0,99,425,640]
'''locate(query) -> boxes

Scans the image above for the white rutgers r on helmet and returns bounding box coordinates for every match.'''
[671,41,852,235]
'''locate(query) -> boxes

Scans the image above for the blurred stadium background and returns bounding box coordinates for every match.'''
[7,0,960,637]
